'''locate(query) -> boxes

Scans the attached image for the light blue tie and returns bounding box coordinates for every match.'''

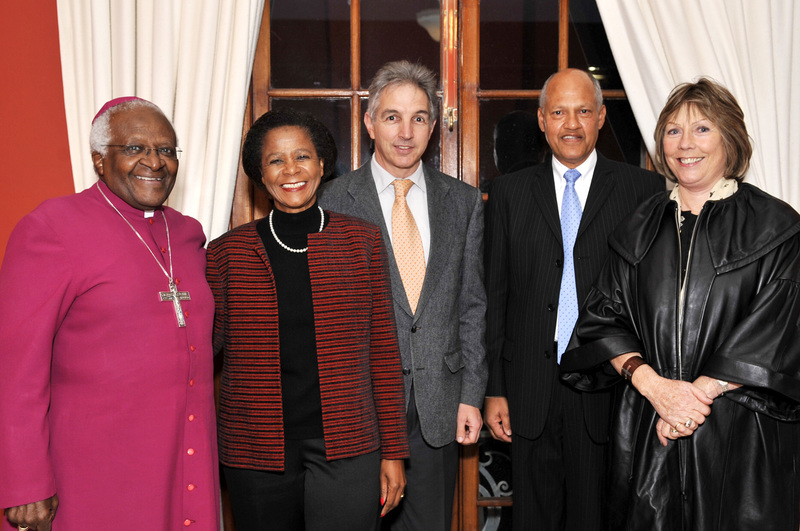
[558,169,582,363]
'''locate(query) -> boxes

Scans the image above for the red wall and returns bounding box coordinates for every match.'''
[0,4,74,264]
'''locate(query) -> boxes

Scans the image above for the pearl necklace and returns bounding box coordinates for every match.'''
[269,205,325,253]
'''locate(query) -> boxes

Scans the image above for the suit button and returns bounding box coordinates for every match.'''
[402,368,411,375]
[411,326,418,333]
[555,259,563,268]
[545,351,551,359]
[547,304,555,312]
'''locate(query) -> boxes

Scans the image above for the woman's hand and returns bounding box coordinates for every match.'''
[6,495,59,531]
[379,458,406,517]
[693,375,741,400]
[631,366,712,446]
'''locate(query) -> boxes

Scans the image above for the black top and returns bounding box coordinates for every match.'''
[256,203,328,440]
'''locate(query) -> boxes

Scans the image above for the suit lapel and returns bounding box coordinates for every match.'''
[414,166,452,321]
[346,165,414,317]
[532,161,563,246]
[578,155,616,238]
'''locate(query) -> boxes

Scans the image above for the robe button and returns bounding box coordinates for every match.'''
[189,379,194,386]
[188,414,195,422]
[184,519,193,526]
[187,448,195,456]
[187,483,196,491]
[190,345,196,352]
[160,247,167,253]
[148,218,154,225]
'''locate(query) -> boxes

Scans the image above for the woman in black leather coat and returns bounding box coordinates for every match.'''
[561,78,800,530]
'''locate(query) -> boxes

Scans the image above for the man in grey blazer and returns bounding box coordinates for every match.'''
[319,60,487,531]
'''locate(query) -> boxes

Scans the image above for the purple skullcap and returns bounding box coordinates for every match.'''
[92,96,152,124]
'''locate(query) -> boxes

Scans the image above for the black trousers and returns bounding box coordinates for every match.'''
[223,438,380,530]
[381,392,459,531]
[511,380,606,531]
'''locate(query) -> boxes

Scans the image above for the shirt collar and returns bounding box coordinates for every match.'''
[670,177,738,210]
[552,150,598,182]
[371,154,427,194]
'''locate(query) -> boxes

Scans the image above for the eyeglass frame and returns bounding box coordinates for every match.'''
[103,144,182,160]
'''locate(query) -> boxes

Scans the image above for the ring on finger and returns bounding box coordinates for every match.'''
[685,418,694,428]
[19,526,30,531]
[670,427,678,434]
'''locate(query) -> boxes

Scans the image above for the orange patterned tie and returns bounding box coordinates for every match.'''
[392,179,426,313]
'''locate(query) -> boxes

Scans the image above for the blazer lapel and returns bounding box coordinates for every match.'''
[532,161,563,246]
[345,165,413,317]
[578,155,616,238]
[414,166,452,321]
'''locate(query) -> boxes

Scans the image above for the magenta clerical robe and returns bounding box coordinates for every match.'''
[0,181,219,530]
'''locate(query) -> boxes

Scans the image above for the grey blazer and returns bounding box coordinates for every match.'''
[319,162,487,448]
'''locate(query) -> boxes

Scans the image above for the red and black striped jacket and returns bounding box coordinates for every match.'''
[206,211,409,471]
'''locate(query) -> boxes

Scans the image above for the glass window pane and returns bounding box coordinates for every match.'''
[480,0,559,90]
[269,98,352,180]
[270,1,351,88]
[479,99,546,191]
[361,0,440,89]
[359,98,442,172]
[569,0,623,90]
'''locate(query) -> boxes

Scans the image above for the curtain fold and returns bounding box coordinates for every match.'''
[597,0,800,209]
[57,0,265,240]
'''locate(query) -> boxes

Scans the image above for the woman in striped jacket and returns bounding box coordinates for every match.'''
[207,109,409,530]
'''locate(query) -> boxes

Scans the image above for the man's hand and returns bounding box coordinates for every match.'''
[6,495,59,531]
[483,396,512,442]
[379,459,406,517]
[456,403,483,445]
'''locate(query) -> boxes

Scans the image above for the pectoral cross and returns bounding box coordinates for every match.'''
[160,279,191,327]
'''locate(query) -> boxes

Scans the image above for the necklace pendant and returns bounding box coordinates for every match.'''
[160,278,191,327]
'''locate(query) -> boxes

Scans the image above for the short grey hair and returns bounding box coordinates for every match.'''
[89,99,172,156]
[539,69,603,111]
[367,60,439,124]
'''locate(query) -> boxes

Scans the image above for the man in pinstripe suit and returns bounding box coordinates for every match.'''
[319,60,487,531]
[483,68,664,531]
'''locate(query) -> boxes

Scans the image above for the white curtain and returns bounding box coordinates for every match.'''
[57,0,265,240]
[596,0,800,210]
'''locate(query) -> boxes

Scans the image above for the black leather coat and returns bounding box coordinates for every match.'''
[562,183,800,530]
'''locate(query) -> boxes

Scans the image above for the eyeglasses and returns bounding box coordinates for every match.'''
[104,144,182,160]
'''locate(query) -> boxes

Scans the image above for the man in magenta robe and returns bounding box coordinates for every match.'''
[0,98,219,530]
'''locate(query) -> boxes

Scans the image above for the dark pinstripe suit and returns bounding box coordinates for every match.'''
[484,153,664,529]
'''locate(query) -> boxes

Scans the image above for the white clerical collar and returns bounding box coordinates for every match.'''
[371,154,427,194]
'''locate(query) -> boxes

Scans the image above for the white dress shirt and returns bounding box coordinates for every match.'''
[552,149,598,342]
[371,155,431,264]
